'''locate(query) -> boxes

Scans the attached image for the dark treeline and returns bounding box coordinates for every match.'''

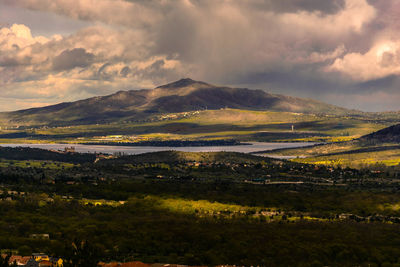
[0,147,96,163]
[84,140,247,147]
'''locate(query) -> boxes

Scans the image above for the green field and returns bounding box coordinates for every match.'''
[264,140,400,169]
[0,159,76,169]
[0,109,394,144]
[291,146,400,168]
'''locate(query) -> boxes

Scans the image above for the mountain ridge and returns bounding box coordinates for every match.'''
[0,78,362,126]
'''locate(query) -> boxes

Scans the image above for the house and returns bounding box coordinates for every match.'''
[29,234,50,239]
[24,258,39,267]
[32,253,49,261]
[42,258,63,267]
[338,213,354,220]
[64,147,75,153]
[98,262,206,267]
[25,254,63,267]
[98,261,151,267]
[6,255,30,266]
[151,264,207,267]
[38,261,53,267]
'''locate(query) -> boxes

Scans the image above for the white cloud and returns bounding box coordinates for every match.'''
[0,23,49,51]
[327,40,400,81]
[279,0,375,36]
[0,22,189,109]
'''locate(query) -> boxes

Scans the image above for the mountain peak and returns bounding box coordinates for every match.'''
[156,78,211,89]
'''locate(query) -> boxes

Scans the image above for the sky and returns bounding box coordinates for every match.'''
[0,0,399,112]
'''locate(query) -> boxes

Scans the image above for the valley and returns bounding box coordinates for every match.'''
[0,79,399,266]
[0,107,394,145]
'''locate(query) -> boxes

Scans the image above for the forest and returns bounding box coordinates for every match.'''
[0,148,398,266]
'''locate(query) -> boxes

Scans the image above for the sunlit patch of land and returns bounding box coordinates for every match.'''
[264,142,400,169]
[281,135,358,142]
[0,109,394,144]
[0,159,76,169]
[291,147,400,168]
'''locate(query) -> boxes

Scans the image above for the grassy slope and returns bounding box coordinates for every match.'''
[292,148,400,168]
[263,124,400,168]
[0,109,392,143]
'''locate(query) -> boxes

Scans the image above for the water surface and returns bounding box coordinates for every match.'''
[0,142,315,155]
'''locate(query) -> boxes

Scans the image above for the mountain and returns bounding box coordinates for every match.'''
[0,78,361,126]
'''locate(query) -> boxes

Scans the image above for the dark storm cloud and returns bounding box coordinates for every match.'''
[0,56,23,66]
[234,64,346,96]
[353,75,400,94]
[120,66,131,77]
[97,63,111,75]
[52,48,94,71]
[244,0,346,14]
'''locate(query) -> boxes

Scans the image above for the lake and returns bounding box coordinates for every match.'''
[0,142,315,155]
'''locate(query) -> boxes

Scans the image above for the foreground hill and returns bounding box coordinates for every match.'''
[98,150,278,165]
[0,146,95,163]
[360,123,400,144]
[260,123,400,168]
[0,78,360,126]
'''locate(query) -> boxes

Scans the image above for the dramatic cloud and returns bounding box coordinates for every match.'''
[2,0,159,27]
[0,23,49,49]
[327,41,400,81]
[52,48,94,71]
[0,21,187,110]
[0,0,399,111]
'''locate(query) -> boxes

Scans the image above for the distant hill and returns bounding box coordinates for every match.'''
[258,122,400,159]
[98,150,278,165]
[360,123,400,144]
[0,78,361,126]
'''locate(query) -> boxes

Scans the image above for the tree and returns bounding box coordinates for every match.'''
[63,239,101,267]
[0,254,17,267]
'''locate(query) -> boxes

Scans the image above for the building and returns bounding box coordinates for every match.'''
[29,234,50,240]
[64,147,75,153]
[16,254,63,267]
[98,261,151,267]
[6,255,30,266]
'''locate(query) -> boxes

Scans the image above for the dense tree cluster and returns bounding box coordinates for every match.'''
[0,147,399,265]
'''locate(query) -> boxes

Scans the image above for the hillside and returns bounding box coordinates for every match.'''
[0,146,95,163]
[0,78,360,126]
[360,123,400,144]
[97,150,277,165]
[259,123,400,168]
